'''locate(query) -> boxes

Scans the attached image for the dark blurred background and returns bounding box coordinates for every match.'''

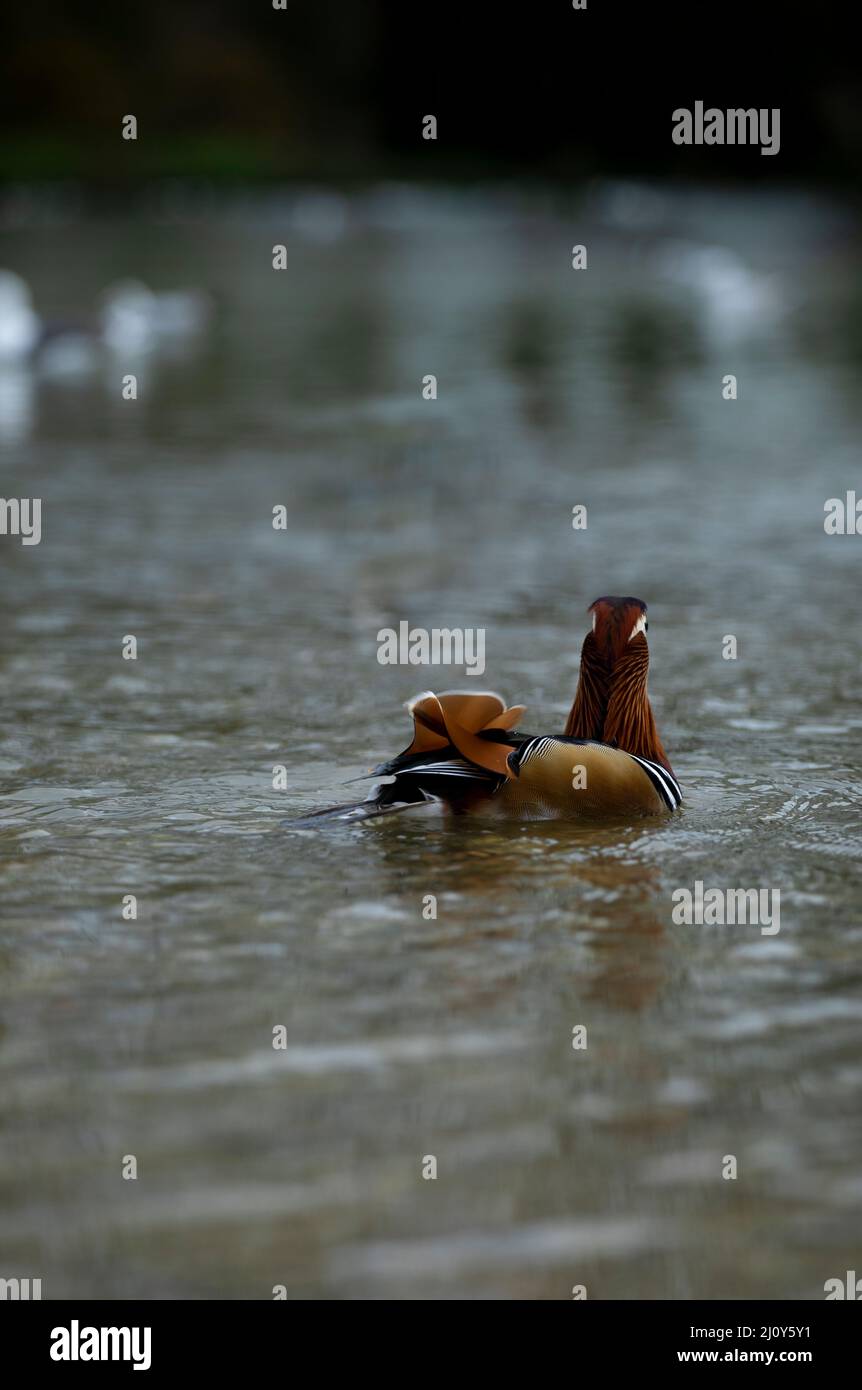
[0,1,859,188]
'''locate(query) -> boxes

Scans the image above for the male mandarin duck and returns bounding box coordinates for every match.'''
[302,596,681,823]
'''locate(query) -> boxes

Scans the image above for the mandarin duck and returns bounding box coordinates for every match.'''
[300,596,681,823]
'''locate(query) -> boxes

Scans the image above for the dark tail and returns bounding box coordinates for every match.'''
[289,782,432,827]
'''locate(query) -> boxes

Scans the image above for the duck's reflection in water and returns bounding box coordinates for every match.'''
[347,810,671,1016]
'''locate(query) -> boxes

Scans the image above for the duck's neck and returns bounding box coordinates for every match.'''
[565,639,673,773]
[564,637,608,741]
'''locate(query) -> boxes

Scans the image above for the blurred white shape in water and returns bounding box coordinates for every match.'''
[0,364,34,443]
[38,330,100,378]
[291,189,348,243]
[594,180,667,231]
[100,279,158,353]
[100,279,212,353]
[155,289,212,337]
[658,241,780,345]
[0,270,41,361]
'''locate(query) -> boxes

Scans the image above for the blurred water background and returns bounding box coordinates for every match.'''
[1,181,861,1298]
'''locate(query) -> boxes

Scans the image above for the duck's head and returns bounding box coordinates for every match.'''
[588,595,648,664]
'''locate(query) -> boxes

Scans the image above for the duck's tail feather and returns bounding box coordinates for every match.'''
[290,780,433,827]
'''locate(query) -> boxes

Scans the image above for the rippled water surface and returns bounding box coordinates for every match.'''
[1,186,861,1298]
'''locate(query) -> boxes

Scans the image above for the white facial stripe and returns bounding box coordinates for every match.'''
[591,611,597,633]
[628,613,647,641]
